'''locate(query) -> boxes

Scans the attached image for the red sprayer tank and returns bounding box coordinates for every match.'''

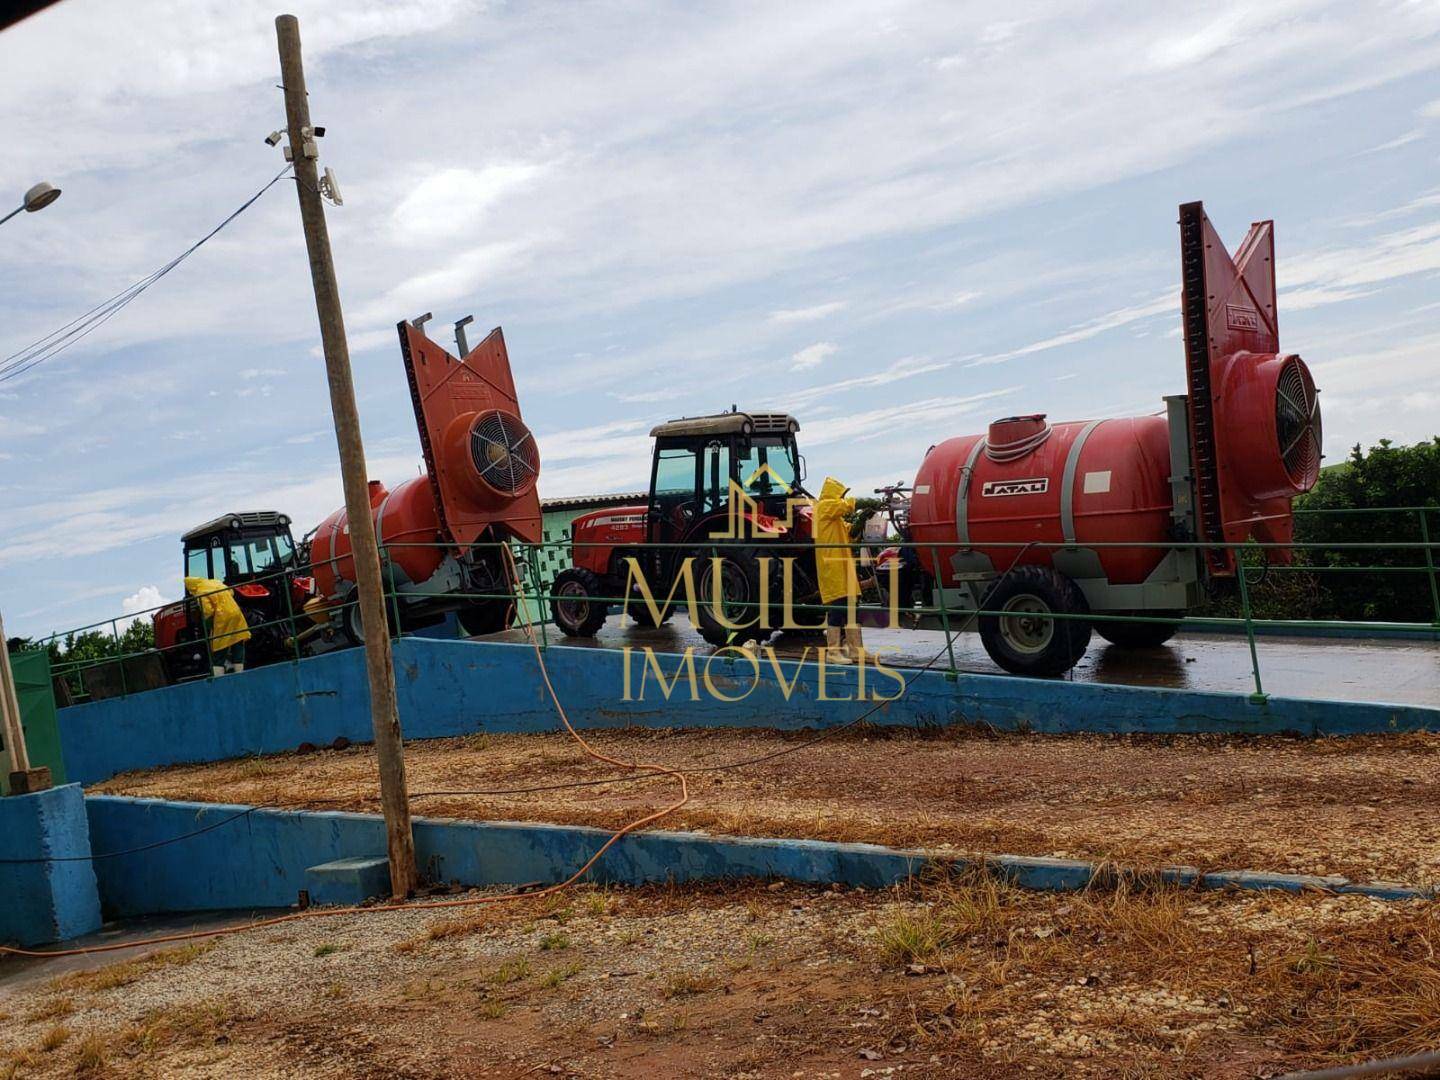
[910,413,1176,585]
[308,318,542,641]
[905,201,1322,676]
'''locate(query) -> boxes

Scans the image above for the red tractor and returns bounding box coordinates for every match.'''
[550,410,819,646]
[152,511,317,680]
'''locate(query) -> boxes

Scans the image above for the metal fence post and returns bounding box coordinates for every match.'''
[1419,509,1440,629]
[111,618,127,699]
[1235,558,1266,702]
[929,545,959,680]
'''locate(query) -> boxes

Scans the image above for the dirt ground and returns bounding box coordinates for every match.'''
[2,878,1436,1079]
[97,727,1440,887]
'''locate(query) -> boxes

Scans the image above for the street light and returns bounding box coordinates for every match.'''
[0,181,62,227]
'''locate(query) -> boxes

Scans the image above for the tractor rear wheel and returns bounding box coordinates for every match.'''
[551,567,609,637]
[694,548,772,648]
[623,594,675,628]
[978,565,1091,677]
[1094,613,1181,648]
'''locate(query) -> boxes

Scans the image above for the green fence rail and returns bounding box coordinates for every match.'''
[22,504,1440,707]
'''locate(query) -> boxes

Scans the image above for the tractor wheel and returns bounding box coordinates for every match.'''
[978,565,1091,677]
[694,548,773,649]
[1094,613,1181,648]
[551,567,609,637]
[623,593,674,629]
[457,599,515,637]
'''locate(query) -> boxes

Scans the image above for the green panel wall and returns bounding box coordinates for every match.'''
[1,649,67,791]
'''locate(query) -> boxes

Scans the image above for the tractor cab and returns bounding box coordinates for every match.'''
[180,511,300,586]
[645,410,808,546]
[154,511,314,680]
[554,410,819,647]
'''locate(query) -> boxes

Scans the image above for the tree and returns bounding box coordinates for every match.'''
[1293,437,1440,624]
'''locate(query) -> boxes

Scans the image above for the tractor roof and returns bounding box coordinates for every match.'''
[649,410,799,439]
[181,511,293,544]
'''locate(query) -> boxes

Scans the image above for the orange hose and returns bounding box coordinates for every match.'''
[0,547,688,960]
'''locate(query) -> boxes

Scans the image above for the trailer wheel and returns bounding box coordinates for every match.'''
[1095,613,1181,648]
[341,595,396,647]
[979,565,1091,677]
[695,549,772,648]
[551,567,609,637]
[457,600,514,637]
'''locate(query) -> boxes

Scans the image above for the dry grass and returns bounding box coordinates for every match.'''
[869,868,1440,1071]
[49,943,214,995]
[23,996,75,1023]
[37,1025,69,1053]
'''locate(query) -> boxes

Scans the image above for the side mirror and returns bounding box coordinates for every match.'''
[797,454,808,483]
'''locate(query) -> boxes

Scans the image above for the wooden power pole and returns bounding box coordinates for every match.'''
[275,13,417,897]
[0,609,49,795]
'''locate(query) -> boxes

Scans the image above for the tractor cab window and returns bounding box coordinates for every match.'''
[735,437,798,498]
[652,446,697,497]
[185,548,210,579]
[244,536,279,575]
[701,441,731,513]
[274,532,295,566]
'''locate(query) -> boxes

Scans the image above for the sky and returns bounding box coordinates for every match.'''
[1,0,1438,640]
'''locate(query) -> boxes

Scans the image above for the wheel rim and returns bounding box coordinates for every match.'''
[998,593,1054,654]
[701,561,751,625]
[555,581,590,626]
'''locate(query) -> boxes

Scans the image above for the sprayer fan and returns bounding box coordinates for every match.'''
[1275,359,1321,487]
[470,410,538,495]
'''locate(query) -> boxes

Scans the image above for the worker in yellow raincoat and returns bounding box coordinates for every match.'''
[813,476,863,663]
[184,577,251,676]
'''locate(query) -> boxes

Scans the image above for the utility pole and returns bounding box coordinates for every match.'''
[275,13,416,897]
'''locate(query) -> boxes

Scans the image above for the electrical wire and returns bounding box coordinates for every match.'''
[0,166,293,386]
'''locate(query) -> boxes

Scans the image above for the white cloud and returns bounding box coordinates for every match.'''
[970,292,1176,365]
[791,341,838,371]
[767,301,846,323]
[118,585,166,632]
[391,163,547,243]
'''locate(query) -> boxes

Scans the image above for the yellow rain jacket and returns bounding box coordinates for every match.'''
[814,476,858,604]
[184,577,252,651]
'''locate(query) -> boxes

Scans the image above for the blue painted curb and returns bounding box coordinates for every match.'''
[57,637,1440,785]
[83,796,1434,919]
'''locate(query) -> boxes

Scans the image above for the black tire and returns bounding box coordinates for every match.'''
[623,594,674,628]
[694,548,773,648]
[341,595,396,647]
[978,565,1091,677]
[457,599,515,637]
[1095,613,1181,648]
[551,567,609,637]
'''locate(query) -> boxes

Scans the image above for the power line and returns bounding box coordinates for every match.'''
[0,166,293,386]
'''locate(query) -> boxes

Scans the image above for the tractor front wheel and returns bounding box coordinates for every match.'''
[551,567,609,637]
[978,565,1091,677]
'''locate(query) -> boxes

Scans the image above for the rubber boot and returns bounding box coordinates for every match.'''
[843,624,866,664]
[826,626,853,664]
[229,662,244,674]
[211,666,226,678]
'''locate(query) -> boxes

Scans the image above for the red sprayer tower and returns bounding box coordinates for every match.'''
[906,202,1322,676]
[309,318,542,642]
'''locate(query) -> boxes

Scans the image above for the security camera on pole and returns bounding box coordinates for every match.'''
[273,13,417,897]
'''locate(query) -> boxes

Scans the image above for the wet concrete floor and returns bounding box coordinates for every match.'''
[487,621,1440,707]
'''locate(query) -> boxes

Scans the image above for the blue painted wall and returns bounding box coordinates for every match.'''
[0,784,102,946]
[59,637,1440,786]
[84,795,1430,919]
